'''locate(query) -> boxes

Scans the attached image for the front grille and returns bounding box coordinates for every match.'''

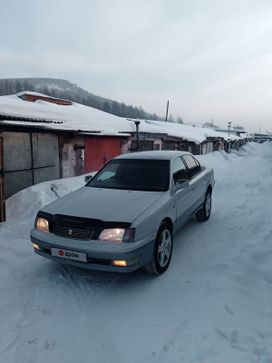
[47,213,131,241]
[52,225,94,240]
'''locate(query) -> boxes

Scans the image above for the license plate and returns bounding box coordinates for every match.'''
[51,247,87,263]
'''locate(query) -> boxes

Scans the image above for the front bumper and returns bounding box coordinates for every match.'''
[30,229,155,273]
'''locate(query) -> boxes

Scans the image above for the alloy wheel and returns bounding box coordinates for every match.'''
[157,229,172,268]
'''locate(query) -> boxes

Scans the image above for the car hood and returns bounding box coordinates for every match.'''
[42,186,165,224]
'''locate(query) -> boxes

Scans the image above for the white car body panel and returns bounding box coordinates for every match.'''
[43,187,165,224]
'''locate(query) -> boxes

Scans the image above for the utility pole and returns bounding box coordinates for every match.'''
[227,121,232,138]
[165,100,169,122]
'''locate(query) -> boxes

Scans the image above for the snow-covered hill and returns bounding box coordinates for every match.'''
[0,78,162,120]
[0,143,272,363]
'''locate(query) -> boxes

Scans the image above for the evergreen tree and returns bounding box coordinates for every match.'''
[41,86,50,96]
[176,117,183,124]
[168,114,174,122]
[103,100,110,113]
[111,101,121,116]
[15,79,23,92]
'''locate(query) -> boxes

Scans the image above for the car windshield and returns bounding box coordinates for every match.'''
[87,159,170,191]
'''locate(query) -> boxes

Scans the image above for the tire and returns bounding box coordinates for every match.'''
[196,189,212,222]
[145,223,173,275]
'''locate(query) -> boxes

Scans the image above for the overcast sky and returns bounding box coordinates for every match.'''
[1,0,272,132]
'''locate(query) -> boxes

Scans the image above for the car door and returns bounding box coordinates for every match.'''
[172,156,194,229]
[182,154,206,212]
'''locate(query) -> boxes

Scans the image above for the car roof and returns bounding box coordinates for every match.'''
[115,150,190,161]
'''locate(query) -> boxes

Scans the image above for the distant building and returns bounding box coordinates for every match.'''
[214,127,247,137]
[202,122,219,129]
[233,125,245,131]
[253,133,272,143]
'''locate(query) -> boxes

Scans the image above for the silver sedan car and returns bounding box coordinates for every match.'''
[30,151,214,275]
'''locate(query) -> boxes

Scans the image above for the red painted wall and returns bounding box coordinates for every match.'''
[85,137,122,172]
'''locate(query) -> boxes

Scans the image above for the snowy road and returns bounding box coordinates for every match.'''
[1,143,272,363]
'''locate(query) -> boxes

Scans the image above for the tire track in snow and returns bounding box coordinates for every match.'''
[9,261,131,363]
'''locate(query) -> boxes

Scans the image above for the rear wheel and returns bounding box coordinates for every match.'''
[145,223,173,275]
[196,190,212,221]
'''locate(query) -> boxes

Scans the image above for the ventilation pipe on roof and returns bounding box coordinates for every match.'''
[134,120,140,151]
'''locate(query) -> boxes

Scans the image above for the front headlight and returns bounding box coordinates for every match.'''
[36,217,49,233]
[98,228,135,243]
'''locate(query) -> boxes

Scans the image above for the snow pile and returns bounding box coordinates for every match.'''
[6,175,87,221]
[0,142,272,363]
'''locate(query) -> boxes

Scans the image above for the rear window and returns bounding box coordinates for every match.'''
[87,159,170,192]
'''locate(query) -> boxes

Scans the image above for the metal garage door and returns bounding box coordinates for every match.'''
[85,137,121,172]
[3,131,60,198]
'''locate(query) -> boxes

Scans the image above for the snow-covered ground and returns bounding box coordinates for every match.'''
[0,143,272,363]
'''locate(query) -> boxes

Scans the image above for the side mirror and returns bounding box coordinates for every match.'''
[173,169,189,191]
[84,175,93,184]
[175,179,189,189]
[173,170,188,184]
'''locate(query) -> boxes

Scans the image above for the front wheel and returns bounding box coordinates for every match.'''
[196,190,212,221]
[145,223,173,275]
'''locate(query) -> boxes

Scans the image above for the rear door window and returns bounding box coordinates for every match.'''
[182,155,201,178]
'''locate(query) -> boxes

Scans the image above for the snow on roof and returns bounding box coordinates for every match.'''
[16,90,58,98]
[211,129,242,141]
[0,93,134,136]
[128,119,242,143]
[0,93,243,142]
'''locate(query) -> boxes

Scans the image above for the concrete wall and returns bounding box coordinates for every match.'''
[201,141,213,155]
[59,136,85,178]
[121,138,132,154]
